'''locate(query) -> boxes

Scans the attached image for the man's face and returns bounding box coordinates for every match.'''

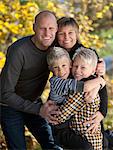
[57,25,77,51]
[33,14,57,50]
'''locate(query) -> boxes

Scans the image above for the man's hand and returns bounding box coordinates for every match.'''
[39,100,59,124]
[83,111,104,133]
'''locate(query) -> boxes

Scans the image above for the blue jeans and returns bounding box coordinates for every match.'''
[1,106,62,150]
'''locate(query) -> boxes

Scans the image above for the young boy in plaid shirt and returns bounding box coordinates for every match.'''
[47,46,106,150]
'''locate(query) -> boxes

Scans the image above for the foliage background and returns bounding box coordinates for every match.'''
[0,0,113,149]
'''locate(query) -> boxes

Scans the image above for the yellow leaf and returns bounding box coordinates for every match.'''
[12,37,18,43]
[15,13,20,19]
[0,2,7,14]
[96,12,103,19]
[111,80,113,84]
[0,52,6,69]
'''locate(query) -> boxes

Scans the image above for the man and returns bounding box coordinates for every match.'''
[0,10,61,150]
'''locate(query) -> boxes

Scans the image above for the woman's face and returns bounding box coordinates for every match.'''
[57,25,77,51]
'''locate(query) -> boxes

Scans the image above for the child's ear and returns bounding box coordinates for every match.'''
[48,65,52,71]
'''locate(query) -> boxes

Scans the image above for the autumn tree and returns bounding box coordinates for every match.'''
[0,0,113,67]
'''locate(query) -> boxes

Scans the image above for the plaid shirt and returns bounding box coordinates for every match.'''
[57,93,103,150]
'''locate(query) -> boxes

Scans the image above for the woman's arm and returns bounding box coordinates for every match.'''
[96,58,106,76]
[99,86,108,117]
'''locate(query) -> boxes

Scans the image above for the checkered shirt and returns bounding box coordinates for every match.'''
[57,92,103,150]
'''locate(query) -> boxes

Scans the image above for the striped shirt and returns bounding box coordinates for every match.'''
[49,76,77,104]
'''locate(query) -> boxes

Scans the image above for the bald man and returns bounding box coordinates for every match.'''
[1,10,62,150]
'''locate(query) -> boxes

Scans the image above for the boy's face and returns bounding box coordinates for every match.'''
[57,25,77,51]
[72,56,95,81]
[51,56,71,79]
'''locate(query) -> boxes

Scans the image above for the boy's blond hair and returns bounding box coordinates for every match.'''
[72,47,98,69]
[47,47,71,67]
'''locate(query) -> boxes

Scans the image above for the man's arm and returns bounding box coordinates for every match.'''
[1,46,43,114]
[1,47,59,122]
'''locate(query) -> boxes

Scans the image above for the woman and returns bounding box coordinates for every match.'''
[54,17,108,149]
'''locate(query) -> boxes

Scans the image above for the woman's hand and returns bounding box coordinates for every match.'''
[83,111,104,133]
[96,58,106,76]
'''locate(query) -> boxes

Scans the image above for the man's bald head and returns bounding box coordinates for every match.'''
[32,10,58,50]
[35,10,57,24]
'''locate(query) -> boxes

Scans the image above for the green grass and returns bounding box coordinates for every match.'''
[104,101,113,130]
[96,28,113,57]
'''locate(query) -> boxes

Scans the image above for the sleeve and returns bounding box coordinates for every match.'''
[49,76,84,104]
[50,76,84,96]
[56,93,85,123]
[1,46,42,115]
[50,76,77,96]
[99,85,108,117]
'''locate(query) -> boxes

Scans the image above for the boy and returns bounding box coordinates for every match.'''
[47,46,77,105]
[47,46,106,150]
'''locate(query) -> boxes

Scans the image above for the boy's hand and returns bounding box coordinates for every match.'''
[83,111,104,133]
[84,86,100,103]
[84,76,106,92]
[39,100,60,124]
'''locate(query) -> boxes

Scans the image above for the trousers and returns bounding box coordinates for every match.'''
[1,105,62,150]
